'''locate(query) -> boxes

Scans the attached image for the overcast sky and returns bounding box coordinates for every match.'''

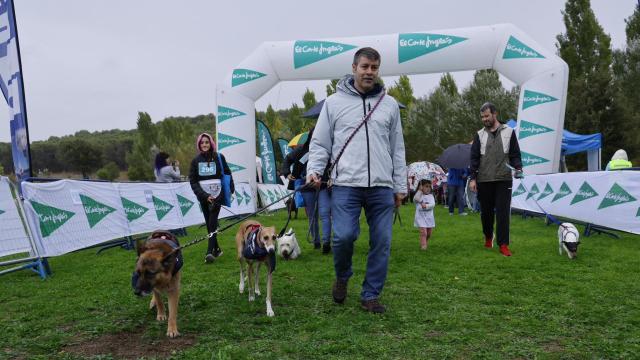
[1,0,637,142]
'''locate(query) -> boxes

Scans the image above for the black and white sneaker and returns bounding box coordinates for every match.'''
[204,254,215,263]
[213,248,224,258]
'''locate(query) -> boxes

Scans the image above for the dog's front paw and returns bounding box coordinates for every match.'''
[248,294,255,302]
[267,309,275,317]
[239,284,245,294]
[166,327,180,338]
[254,289,261,296]
[149,298,156,310]
[156,313,167,321]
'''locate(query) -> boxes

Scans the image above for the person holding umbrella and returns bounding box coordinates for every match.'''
[469,102,522,257]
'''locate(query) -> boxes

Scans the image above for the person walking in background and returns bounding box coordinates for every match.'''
[413,179,435,250]
[154,152,181,183]
[447,168,468,216]
[189,133,234,263]
[306,47,407,314]
[281,126,333,253]
[469,102,522,257]
[605,149,633,170]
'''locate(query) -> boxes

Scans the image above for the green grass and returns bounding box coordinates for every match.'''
[1,205,639,359]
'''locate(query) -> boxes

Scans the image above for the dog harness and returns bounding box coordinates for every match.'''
[560,226,580,251]
[131,233,183,291]
[242,224,276,272]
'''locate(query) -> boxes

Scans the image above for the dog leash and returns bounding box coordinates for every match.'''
[164,182,318,258]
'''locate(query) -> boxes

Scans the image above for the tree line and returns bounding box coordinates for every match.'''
[0,0,636,179]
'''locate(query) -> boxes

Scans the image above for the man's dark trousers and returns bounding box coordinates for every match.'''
[477,180,512,246]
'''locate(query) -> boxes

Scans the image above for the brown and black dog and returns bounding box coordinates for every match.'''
[133,230,182,337]
[235,220,277,317]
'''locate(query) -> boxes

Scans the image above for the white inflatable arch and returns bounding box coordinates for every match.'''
[215,23,568,192]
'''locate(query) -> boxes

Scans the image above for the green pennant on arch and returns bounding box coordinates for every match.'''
[521,152,550,167]
[502,35,545,59]
[398,33,467,63]
[120,197,149,222]
[80,194,116,228]
[217,133,246,150]
[29,200,75,238]
[227,162,245,173]
[217,106,246,124]
[153,196,174,221]
[293,40,357,69]
[243,190,251,205]
[176,194,195,216]
[231,68,266,87]
[522,90,558,110]
[518,120,553,139]
[598,183,637,210]
[570,182,598,205]
[0,209,5,216]
[552,182,572,202]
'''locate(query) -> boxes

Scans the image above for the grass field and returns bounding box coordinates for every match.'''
[1,205,639,359]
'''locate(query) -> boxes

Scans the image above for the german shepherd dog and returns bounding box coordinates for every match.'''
[133,230,182,337]
[235,220,277,317]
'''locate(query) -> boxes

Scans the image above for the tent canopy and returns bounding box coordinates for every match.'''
[506,119,601,156]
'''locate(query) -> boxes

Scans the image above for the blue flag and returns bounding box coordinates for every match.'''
[0,0,32,184]
[256,120,277,184]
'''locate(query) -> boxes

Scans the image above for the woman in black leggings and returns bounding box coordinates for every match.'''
[189,133,234,263]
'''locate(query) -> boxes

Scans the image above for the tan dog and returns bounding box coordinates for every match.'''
[133,230,182,337]
[235,220,277,317]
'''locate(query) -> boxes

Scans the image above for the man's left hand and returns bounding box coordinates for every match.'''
[394,193,406,208]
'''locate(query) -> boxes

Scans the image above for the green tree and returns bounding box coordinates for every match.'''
[326,79,339,96]
[263,104,283,138]
[611,3,640,165]
[96,162,120,181]
[57,138,103,178]
[126,112,157,181]
[461,69,518,125]
[302,88,317,111]
[557,0,618,165]
[387,75,415,120]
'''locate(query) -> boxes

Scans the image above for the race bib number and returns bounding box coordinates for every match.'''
[199,179,222,198]
[198,162,217,176]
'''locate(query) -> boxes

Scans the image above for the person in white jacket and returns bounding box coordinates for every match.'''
[307,47,407,314]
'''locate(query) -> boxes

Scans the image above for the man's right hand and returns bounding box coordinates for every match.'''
[306,173,321,189]
[287,174,295,181]
[469,179,477,193]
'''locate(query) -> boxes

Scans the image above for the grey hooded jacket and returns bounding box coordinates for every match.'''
[307,75,407,193]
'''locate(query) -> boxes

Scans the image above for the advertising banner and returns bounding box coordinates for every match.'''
[256,183,290,211]
[256,120,277,184]
[0,176,31,257]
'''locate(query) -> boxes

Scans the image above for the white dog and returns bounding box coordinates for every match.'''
[276,229,301,260]
[558,222,580,259]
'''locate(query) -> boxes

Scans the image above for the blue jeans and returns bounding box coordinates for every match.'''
[301,189,332,245]
[448,184,465,214]
[331,186,394,301]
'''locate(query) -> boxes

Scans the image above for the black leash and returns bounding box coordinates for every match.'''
[165,182,316,257]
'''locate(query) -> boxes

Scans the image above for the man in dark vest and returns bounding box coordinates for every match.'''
[469,102,523,257]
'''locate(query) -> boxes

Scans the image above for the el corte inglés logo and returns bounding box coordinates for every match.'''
[120,197,148,222]
[552,182,572,202]
[176,194,195,216]
[398,33,467,63]
[570,182,598,205]
[598,183,637,210]
[503,36,545,59]
[512,183,527,197]
[217,106,246,124]
[217,133,246,150]
[30,200,75,238]
[152,196,174,221]
[526,183,540,200]
[227,162,245,173]
[521,152,550,167]
[80,194,116,228]
[522,90,558,110]
[293,40,357,69]
[537,183,554,201]
[231,68,266,87]
[518,120,553,139]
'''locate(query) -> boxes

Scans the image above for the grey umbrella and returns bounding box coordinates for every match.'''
[436,143,472,169]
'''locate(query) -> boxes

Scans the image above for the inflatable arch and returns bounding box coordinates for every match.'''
[215,23,568,192]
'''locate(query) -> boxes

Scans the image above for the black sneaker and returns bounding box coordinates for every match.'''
[314,243,321,250]
[204,254,215,263]
[322,243,331,254]
[332,279,348,304]
[213,248,224,258]
[361,299,386,314]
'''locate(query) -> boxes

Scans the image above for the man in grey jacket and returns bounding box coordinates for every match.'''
[306,47,407,314]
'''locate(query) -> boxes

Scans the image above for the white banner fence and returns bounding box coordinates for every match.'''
[511,171,640,235]
[20,180,256,257]
[0,177,33,257]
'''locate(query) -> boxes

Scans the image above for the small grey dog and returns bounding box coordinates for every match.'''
[558,222,580,259]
